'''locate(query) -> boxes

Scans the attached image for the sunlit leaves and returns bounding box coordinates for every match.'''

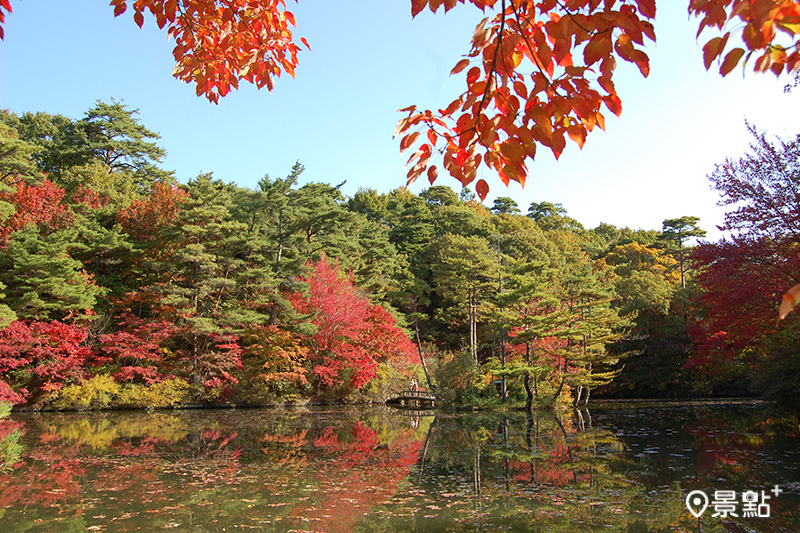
[0,0,14,41]
[690,0,800,77]
[398,0,657,197]
[108,0,310,103]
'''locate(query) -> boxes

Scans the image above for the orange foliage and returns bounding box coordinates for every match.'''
[0,179,72,245]
[3,1,797,197]
[108,0,310,103]
[117,181,187,242]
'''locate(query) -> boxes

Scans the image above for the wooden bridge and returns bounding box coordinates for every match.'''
[386,390,438,409]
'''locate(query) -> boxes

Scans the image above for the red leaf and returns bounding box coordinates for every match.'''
[720,47,745,76]
[427,165,439,184]
[604,93,622,116]
[400,131,420,153]
[114,2,127,17]
[451,58,471,75]
[476,179,489,201]
[427,129,438,145]
[411,0,427,17]
[466,66,481,85]
[637,0,656,19]
[703,33,729,70]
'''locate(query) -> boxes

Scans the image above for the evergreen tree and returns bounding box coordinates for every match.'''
[0,281,16,330]
[431,234,499,365]
[0,122,40,185]
[0,226,105,320]
[659,216,707,288]
[0,109,88,177]
[491,196,521,215]
[80,100,172,188]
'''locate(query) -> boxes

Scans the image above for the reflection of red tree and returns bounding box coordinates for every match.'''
[0,416,423,531]
[0,419,24,441]
[291,422,423,533]
[0,459,84,509]
[687,423,758,475]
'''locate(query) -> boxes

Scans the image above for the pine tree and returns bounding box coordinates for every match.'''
[431,234,499,365]
[0,226,104,320]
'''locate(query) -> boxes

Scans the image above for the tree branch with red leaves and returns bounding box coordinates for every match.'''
[1,0,798,194]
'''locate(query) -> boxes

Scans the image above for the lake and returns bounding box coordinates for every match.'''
[0,402,798,532]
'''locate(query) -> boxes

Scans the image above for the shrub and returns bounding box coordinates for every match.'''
[54,374,120,410]
[116,378,190,409]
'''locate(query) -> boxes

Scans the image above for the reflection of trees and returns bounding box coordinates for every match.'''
[0,408,428,531]
[364,410,696,532]
[0,406,798,532]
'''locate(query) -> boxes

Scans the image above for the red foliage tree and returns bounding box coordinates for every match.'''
[289,257,418,390]
[691,126,800,370]
[97,312,178,384]
[0,320,92,404]
[0,179,72,245]
[689,236,800,371]
[117,181,187,243]
[240,324,310,389]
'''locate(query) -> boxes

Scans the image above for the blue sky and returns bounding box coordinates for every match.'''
[2,1,800,242]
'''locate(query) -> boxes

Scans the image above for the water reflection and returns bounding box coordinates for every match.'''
[0,404,797,532]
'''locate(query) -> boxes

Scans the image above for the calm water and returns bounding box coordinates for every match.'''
[0,402,798,532]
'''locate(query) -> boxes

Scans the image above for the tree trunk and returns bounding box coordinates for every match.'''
[500,323,507,402]
[415,320,435,394]
[469,288,478,365]
[551,354,569,403]
[524,372,533,412]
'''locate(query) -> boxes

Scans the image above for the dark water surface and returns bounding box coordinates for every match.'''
[0,402,798,532]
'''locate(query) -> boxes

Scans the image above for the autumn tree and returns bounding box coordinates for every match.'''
[288,257,417,397]
[3,0,794,197]
[690,125,800,398]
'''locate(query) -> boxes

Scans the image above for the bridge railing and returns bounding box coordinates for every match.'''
[396,390,437,400]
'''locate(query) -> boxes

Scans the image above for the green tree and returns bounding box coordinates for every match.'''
[0,109,87,177]
[80,100,172,191]
[0,226,105,320]
[491,196,521,215]
[0,121,40,185]
[527,201,584,231]
[547,231,626,405]
[0,281,16,330]
[419,185,459,208]
[431,234,499,365]
[347,188,389,224]
[659,216,707,288]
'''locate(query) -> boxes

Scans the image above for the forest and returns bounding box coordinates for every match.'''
[0,100,799,411]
